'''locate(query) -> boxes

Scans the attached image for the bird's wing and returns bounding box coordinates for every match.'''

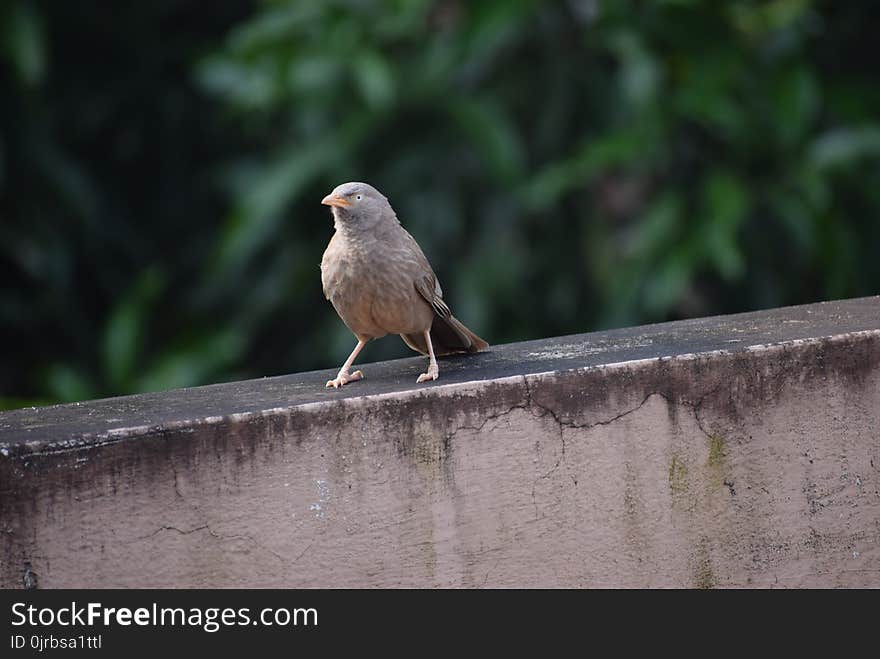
[414,274,451,318]
[396,228,452,318]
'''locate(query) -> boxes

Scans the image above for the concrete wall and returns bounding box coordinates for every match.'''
[2,297,879,587]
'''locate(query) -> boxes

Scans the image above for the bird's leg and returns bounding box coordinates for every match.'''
[326,339,367,388]
[416,330,439,383]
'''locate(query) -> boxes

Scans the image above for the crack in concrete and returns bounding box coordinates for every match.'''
[481,557,502,587]
[439,375,708,521]
[444,402,530,440]
[159,453,301,567]
[525,377,566,520]
[441,375,737,521]
[142,524,210,538]
[137,521,293,566]
[523,377,664,434]
[690,383,725,441]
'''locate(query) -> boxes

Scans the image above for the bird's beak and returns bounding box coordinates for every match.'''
[321,194,351,208]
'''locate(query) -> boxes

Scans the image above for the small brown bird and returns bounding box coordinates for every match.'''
[320,182,488,388]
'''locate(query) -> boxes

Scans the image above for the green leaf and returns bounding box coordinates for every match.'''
[773,66,820,147]
[729,0,812,38]
[288,53,343,95]
[227,3,321,55]
[463,0,534,67]
[809,126,880,170]
[207,115,373,282]
[134,328,246,394]
[627,192,684,260]
[447,96,525,183]
[2,2,46,86]
[196,55,277,110]
[767,190,816,254]
[608,31,659,108]
[643,251,693,315]
[352,50,396,109]
[522,129,650,210]
[44,364,94,404]
[673,54,745,141]
[102,268,165,389]
[700,171,747,280]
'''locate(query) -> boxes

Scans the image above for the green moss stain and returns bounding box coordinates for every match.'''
[693,537,715,589]
[707,434,725,467]
[705,434,728,489]
[694,556,715,589]
[668,454,689,497]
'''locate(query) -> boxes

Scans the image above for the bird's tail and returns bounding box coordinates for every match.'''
[401,314,489,356]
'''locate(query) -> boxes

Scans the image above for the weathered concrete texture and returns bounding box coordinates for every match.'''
[1,297,879,588]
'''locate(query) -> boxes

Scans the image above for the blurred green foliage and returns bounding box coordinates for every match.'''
[1,0,879,408]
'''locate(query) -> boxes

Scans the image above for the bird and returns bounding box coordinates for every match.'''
[320,181,488,388]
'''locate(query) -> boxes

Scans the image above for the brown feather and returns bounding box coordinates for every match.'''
[401,313,489,356]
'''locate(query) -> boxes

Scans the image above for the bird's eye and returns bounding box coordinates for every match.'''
[355,194,362,201]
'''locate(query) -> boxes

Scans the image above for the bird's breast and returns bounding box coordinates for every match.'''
[321,234,433,336]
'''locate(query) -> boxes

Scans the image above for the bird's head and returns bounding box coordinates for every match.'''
[321,182,395,232]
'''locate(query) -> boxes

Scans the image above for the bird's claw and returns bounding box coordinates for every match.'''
[326,370,363,388]
[416,365,439,384]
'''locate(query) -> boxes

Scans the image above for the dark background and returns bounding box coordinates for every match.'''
[1,0,878,408]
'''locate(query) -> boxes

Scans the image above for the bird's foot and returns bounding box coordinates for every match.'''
[416,363,439,384]
[326,370,363,388]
